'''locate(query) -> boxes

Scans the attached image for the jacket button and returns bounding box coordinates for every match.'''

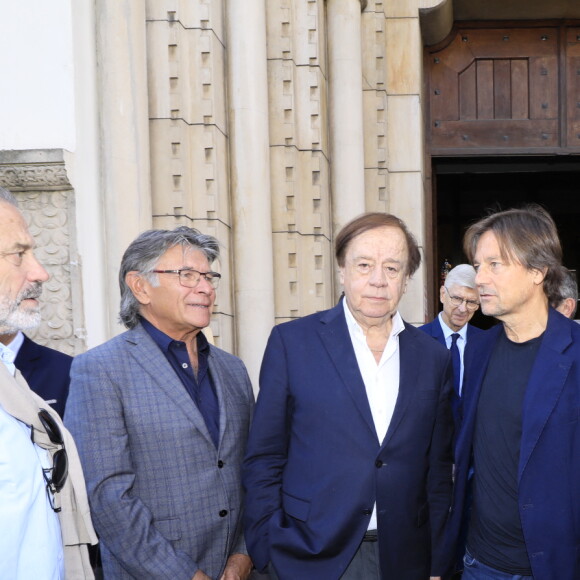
[375,460,383,468]
[217,460,224,468]
[219,509,228,517]
[362,509,372,515]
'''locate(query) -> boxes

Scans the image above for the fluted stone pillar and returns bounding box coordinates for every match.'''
[96,0,152,335]
[327,0,367,233]
[226,0,275,391]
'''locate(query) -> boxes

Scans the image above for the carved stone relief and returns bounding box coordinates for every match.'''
[0,150,82,356]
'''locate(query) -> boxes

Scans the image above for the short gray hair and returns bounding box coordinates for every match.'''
[555,269,578,317]
[119,226,220,329]
[444,264,477,290]
[0,186,19,207]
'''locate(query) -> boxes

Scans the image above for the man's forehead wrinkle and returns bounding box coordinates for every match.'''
[1,240,33,253]
[350,254,403,263]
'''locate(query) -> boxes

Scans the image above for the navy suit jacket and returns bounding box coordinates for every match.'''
[419,318,485,425]
[447,308,580,580]
[14,334,72,417]
[243,301,454,580]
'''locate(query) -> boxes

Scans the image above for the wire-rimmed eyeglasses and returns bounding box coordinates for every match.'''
[33,409,69,513]
[151,268,221,289]
[444,286,480,311]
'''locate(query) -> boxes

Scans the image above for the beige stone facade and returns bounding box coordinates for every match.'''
[0,0,445,386]
[5,0,579,385]
[0,150,83,356]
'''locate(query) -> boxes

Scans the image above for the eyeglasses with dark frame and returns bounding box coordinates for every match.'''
[151,268,221,289]
[33,409,69,513]
[444,286,480,311]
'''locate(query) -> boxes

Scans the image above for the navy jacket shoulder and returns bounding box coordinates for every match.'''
[14,334,72,417]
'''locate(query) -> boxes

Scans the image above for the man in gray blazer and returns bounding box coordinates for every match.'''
[66,226,254,580]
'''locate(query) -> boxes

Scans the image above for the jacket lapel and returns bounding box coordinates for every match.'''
[380,323,417,449]
[463,324,479,384]
[456,325,498,453]
[318,302,377,439]
[14,335,39,367]
[207,352,228,448]
[125,325,217,447]
[518,310,572,480]
[433,318,447,348]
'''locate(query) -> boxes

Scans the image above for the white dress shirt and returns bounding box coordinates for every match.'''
[438,312,468,396]
[0,351,64,579]
[6,329,25,357]
[343,300,404,530]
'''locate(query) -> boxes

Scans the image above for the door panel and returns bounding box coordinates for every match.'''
[428,25,571,154]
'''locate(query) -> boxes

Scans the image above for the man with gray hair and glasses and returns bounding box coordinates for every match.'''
[420,264,485,426]
[66,226,254,580]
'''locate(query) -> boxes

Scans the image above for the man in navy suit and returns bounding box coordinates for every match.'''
[1,331,71,417]
[419,264,484,426]
[243,212,454,580]
[448,206,580,580]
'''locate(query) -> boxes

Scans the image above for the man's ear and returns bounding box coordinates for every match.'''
[560,297,576,319]
[439,285,446,305]
[530,266,547,286]
[125,271,151,305]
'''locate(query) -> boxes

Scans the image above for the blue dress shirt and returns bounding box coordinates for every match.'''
[140,318,220,447]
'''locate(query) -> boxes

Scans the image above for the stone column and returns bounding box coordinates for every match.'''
[96,0,152,335]
[327,0,367,233]
[226,0,275,391]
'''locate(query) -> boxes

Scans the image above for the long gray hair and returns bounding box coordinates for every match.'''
[118,226,220,329]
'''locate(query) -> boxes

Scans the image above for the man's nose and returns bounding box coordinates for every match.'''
[27,253,49,283]
[196,274,215,293]
[368,265,387,285]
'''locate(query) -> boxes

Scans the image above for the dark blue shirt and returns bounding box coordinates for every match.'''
[140,318,220,447]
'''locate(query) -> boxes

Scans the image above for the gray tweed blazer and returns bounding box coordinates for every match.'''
[65,322,254,579]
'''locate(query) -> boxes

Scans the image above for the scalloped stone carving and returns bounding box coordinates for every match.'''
[0,151,83,356]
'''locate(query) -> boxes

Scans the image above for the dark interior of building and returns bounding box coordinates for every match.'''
[434,156,580,327]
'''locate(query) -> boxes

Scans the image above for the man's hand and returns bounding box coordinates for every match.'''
[430,577,442,580]
[192,571,211,580]
[220,553,253,580]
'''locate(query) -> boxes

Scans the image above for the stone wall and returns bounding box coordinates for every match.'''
[0,150,83,356]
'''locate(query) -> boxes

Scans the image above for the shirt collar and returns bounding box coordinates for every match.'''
[342,297,405,340]
[6,330,25,357]
[140,317,210,354]
[0,341,16,375]
[437,311,468,341]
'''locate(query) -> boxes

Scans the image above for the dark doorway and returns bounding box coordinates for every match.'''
[433,156,580,327]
